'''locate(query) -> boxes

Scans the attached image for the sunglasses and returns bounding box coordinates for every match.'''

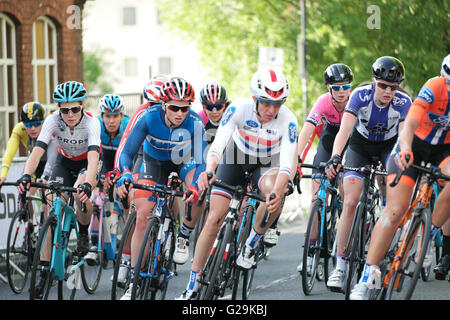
[24,120,43,128]
[330,84,351,91]
[60,106,82,114]
[375,81,400,91]
[204,104,225,111]
[166,104,190,113]
[257,98,285,107]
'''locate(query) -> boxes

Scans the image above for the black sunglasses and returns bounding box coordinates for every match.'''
[204,104,225,111]
[166,104,190,113]
[60,106,82,114]
[375,81,399,91]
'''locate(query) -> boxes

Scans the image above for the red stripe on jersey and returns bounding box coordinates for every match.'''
[237,128,282,146]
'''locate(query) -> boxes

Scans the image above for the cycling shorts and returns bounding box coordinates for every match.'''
[387,135,450,188]
[51,154,102,187]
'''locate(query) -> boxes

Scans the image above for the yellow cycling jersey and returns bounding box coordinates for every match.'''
[1,122,33,178]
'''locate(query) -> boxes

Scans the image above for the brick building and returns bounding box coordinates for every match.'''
[0,0,87,154]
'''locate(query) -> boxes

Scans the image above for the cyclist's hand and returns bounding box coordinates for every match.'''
[0,177,5,187]
[77,182,92,203]
[325,154,342,179]
[184,185,199,204]
[104,169,120,191]
[116,172,132,199]
[17,174,32,194]
[267,192,282,214]
[198,171,215,192]
[394,150,413,171]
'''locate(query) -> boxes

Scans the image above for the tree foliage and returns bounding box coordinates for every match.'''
[83,48,116,94]
[155,0,449,120]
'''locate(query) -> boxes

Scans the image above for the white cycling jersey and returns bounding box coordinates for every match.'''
[209,98,298,177]
[36,110,101,161]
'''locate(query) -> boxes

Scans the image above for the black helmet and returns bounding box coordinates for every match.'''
[20,102,45,122]
[200,81,229,106]
[371,56,405,83]
[324,63,354,85]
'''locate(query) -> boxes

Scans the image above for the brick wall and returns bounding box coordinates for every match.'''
[0,0,86,111]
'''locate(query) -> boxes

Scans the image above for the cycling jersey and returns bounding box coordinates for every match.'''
[98,115,130,172]
[209,98,298,177]
[407,76,450,145]
[345,84,411,142]
[197,109,219,145]
[36,110,101,160]
[114,102,152,170]
[1,121,57,179]
[117,106,207,188]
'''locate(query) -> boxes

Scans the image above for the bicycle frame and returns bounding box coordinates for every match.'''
[48,195,81,281]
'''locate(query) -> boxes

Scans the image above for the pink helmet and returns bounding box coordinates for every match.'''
[250,68,289,103]
[143,75,167,102]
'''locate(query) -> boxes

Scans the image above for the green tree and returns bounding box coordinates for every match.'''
[155,0,449,120]
[83,48,116,94]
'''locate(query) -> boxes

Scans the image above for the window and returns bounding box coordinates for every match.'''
[124,57,138,77]
[123,7,136,26]
[0,13,17,155]
[158,57,171,75]
[32,16,57,105]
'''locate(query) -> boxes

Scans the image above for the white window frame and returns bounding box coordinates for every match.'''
[0,13,17,156]
[32,16,57,105]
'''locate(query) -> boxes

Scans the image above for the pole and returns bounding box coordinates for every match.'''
[298,0,308,121]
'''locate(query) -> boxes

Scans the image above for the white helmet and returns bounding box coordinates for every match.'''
[441,54,450,83]
[250,68,289,103]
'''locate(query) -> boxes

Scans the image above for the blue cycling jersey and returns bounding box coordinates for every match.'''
[118,105,207,187]
[345,84,412,142]
[98,115,130,171]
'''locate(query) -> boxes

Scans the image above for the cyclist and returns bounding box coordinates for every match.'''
[85,94,130,265]
[197,81,231,145]
[177,68,298,300]
[296,63,354,272]
[325,56,412,292]
[1,102,57,186]
[350,54,450,299]
[115,77,208,300]
[111,75,167,286]
[17,81,101,258]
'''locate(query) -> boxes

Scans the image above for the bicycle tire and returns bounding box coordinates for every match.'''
[232,205,254,300]
[192,201,208,257]
[344,202,364,299]
[131,216,160,300]
[384,209,430,300]
[29,215,57,300]
[201,221,232,300]
[301,199,322,295]
[111,209,136,300]
[81,217,105,293]
[58,224,78,300]
[6,209,33,294]
[323,193,340,284]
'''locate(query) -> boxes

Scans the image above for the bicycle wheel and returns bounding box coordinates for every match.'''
[323,194,340,283]
[58,225,79,300]
[201,221,232,300]
[192,201,208,257]
[385,209,430,300]
[81,218,105,293]
[301,199,322,295]
[6,208,33,294]
[344,202,364,299]
[132,216,160,300]
[29,215,57,300]
[232,205,254,300]
[111,209,136,300]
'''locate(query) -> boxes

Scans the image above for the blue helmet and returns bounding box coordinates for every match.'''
[98,94,124,114]
[53,81,87,103]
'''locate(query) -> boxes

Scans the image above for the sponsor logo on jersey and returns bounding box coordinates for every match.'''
[417,86,434,104]
[288,122,297,143]
[392,96,409,106]
[246,120,259,128]
[221,106,235,126]
[428,112,450,129]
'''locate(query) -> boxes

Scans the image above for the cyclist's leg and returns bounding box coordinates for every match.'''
[431,156,450,229]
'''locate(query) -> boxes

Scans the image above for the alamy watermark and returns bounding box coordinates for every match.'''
[367,5,381,29]
[66,5,81,30]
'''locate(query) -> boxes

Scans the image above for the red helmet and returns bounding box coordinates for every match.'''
[160,77,195,103]
[143,75,167,102]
